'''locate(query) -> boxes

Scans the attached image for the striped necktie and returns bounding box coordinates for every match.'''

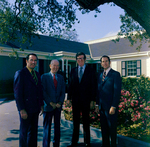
[102,71,106,81]
[31,70,38,85]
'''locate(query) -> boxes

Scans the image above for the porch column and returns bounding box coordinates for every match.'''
[66,59,68,84]
[61,59,64,72]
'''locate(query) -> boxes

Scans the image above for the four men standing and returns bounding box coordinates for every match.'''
[14,53,121,147]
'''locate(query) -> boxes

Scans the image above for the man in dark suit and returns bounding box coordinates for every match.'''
[95,55,122,147]
[67,52,97,147]
[14,53,44,147]
[41,59,65,147]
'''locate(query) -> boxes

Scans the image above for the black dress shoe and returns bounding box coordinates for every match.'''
[67,143,77,147]
[85,143,91,147]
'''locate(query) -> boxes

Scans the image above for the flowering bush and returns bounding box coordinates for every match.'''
[118,89,150,142]
[63,100,100,128]
[63,76,150,143]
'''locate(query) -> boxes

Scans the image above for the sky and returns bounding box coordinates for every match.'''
[74,3,125,42]
[8,0,125,43]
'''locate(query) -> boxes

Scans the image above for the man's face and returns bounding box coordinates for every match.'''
[76,55,86,67]
[101,57,111,70]
[26,55,37,70]
[50,61,59,74]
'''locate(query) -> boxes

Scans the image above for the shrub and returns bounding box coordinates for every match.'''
[63,75,150,143]
[118,89,150,141]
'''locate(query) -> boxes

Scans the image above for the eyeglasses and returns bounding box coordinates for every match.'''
[77,57,84,60]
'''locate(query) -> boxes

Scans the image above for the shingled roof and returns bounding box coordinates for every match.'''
[8,34,90,55]
[88,37,150,58]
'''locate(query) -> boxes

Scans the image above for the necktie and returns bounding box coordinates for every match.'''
[53,74,57,89]
[102,71,106,81]
[79,67,83,83]
[31,70,38,85]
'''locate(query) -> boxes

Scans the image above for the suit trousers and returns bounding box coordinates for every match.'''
[72,104,90,144]
[19,112,39,147]
[100,109,118,147]
[43,109,61,147]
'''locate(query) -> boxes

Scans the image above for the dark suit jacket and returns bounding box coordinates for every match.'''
[14,67,44,113]
[68,65,97,108]
[41,72,65,112]
[96,69,121,110]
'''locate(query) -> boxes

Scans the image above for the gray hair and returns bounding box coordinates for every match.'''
[50,59,59,65]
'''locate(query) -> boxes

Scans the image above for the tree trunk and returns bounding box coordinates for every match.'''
[76,0,150,37]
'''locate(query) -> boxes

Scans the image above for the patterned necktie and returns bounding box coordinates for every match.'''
[102,71,106,81]
[31,70,38,85]
[79,67,83,83]
[53,74,57,89]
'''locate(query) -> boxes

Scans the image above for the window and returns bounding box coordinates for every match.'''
[122,60,141,77]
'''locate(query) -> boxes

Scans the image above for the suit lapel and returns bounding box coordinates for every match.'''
[75,67,79,83]
[102,69,113,85]
[48,72,55,90]
[25,67,37,86]
[79,65,88,83]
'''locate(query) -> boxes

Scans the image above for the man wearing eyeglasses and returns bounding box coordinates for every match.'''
[67,52,97,147]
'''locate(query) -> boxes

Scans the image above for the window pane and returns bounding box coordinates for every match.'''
[127,61,136,76]
[122,60,141,77]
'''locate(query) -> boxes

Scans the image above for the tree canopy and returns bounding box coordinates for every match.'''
[0,0,149,48]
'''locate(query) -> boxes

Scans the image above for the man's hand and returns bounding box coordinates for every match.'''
[67,100,72,107]
[109,107,116,115]
[40,106,44,116]
[20,109,28,119]
[95,105,99,113]
[50,102,56,109]
[56,103,61,108]
[90,101,95,110]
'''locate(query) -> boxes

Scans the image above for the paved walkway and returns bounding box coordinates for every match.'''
[2,98,148,147]
[0,99,104,147]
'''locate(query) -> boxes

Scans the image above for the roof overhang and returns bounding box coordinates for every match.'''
[92,51,150,61]
[0,46,91,61]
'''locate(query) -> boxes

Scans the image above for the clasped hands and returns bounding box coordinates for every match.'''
[50,102,61,109]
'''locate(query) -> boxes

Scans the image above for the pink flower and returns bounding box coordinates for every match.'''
[131,102,134,107]
[119,105,122,108]
[140,105,144,108]
[125,91,130,96]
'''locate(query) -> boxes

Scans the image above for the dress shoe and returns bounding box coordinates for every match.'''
[67,143,77,147]
[85,143,91,147]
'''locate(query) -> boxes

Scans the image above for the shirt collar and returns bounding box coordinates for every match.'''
[104,67,111,76]
[78,64,86,70]
[50,71,57,77]
[26,66,33,73]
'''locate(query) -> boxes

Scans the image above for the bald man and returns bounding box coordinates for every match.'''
[41,60,65,147]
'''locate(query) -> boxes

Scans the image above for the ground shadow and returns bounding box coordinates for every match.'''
[0,96,14,105]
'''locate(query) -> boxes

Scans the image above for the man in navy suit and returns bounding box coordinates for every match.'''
[41,59,65,147]
[67,52,97,147]
[95,55,121,147]
[14,53,44,147]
